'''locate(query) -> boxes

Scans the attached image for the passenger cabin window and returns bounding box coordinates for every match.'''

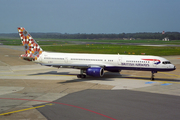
[162,61,171,64]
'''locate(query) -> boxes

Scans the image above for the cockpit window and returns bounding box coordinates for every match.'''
[162,61,171,64]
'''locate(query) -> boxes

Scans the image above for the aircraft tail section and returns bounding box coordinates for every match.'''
[17,27,43,61]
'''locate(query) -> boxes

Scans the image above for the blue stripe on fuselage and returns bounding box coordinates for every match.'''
[104,66,175,72]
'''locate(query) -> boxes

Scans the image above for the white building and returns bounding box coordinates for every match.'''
[162,37,169,41]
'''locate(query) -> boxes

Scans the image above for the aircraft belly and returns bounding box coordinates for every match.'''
[105,66,175,72]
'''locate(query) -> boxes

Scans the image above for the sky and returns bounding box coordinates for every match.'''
[0,0,180,33]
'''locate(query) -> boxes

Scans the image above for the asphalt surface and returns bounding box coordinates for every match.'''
[0,45,180,120]
[36,89,180,120]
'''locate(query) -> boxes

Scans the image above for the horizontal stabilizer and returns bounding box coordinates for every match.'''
[20,54,35,61]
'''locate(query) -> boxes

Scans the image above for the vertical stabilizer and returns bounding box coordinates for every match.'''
[17,27,43,61]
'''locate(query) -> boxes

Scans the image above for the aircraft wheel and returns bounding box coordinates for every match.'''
[151,77,154,81]
[82,74,86,78]
[77,74,86,78]
[77,74,81,78]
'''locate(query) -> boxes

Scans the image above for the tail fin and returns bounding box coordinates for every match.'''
[17,27,43,61]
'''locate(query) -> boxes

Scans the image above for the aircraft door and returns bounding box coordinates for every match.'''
[153,60,157,68]
[118,57,122,65]
[64,57,68,63]
[39,54,43,62]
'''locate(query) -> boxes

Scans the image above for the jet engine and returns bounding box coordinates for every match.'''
[86,67,104,77]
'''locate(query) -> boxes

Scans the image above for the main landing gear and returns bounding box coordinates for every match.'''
[151,71,157,80]
[77,69,86,78]
[77,74,86,78]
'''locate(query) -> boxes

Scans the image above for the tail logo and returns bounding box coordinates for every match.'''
[17,27,43,60]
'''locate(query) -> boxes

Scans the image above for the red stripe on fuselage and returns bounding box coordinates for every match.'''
[142,59,160,62]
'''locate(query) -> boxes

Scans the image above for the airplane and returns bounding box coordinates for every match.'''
[17,27,176,80]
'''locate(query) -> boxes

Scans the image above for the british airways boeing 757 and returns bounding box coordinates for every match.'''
[18,27,176,80]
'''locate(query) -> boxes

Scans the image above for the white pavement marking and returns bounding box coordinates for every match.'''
[22,93,68,107]
[0,66,13,73]
[0,87,24,95]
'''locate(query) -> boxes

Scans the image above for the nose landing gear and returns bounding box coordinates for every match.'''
[151,71,157,80]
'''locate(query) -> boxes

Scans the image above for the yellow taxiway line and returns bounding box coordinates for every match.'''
[159,72,180,77]
[0,103,53,116]
[0,74,75,77]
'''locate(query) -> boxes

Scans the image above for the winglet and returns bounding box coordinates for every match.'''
[17,27,43,61]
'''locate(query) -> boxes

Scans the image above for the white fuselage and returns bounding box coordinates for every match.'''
[35,51,175,72]
[17,27,176,79]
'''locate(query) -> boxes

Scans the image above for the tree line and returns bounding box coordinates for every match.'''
[0,32,180,40]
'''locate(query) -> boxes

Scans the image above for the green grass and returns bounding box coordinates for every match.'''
[0,38,69,45]
[1,38,180,56]
[0,38,21,45]
[41,44,180,56]
[1,38,180,45]
[36,38,180,45]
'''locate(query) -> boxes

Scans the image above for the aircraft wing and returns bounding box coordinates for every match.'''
[40,63,105,69]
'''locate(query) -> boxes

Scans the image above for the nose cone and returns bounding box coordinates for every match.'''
[169,64,176,71]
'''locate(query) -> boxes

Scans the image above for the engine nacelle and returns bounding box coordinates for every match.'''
[86,67,104,77]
